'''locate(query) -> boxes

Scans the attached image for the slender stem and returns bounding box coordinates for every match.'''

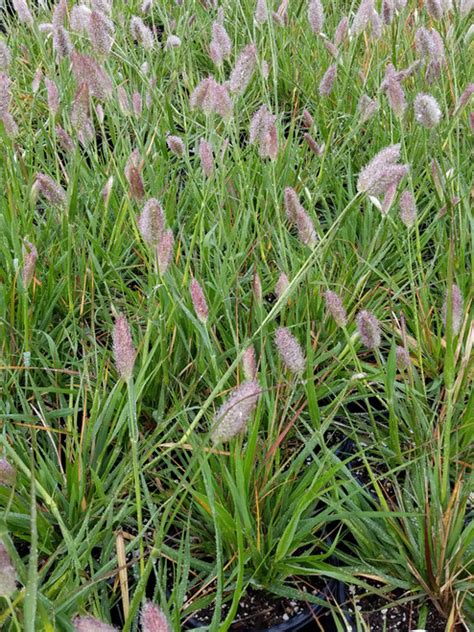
[127,378,144,576]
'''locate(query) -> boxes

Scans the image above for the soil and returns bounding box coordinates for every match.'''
[184,576,337,631]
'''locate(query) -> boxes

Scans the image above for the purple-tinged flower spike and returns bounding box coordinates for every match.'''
[212,380,261,444]
[455,83,474,113]
[124,150,145,201]
[71,52,112,101]
[275,272,289,299]
[382,0,394,24]
[32,68,43,94]
[12,0,34,26]
[284,187,317,247]
[358,95,379,123]
[141,602,171,632]
[190,76,233,119]
[132,92,142,117]
[399,190,416,227]
[156,229,174,275]
[22,241,37,288]
[52,0,73,60]
[254,0,268,24]
[324,40,339,59]
[166,135,185,156]
[112,314,136,382]
[308,0,324,34]
[334,16,348,45]
[249,105,278,159]
[284,187,305,223]
[319,64,337,97]
[242,346,257,381]
[209,21,231,66]
[459,0,473,15]
[199,139,214,177]
[0,540,17,597]
[88,9,115,56]
[229,43,257,95]
[304,134,324,157]
[0,73,12,115]
[382,64,406,118]
[0,41,11,71]
[165,34,181,48]
[71,83,94,146]
[442,284,463,336]
[275,327,306,373]
[396,345,411,369]
[56,125,75,153]
[274,0,289,25]
[356,310,381,349]
[130,17,154,50]
[138,198,164,246]
[0,458,15,486]
[324,290,347,327]
[357,144,408,198]
[45,78,60,117]
[73,615,118,632]
[190,279,209,323]
[92,0,112,16]
[425,0,444,20]
[414,93,442,128]
[71,5,92,33]
[352,0,375,35]
[302,108,314,129]
[35,173,67,206]
[252,271,263,305]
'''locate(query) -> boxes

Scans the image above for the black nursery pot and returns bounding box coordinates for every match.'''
[183,576,342,632]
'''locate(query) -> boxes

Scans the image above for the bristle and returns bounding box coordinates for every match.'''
[140,602,171,632]
[229,43,257,95]
[211,380,261,443]
[356,310,381,349]
[324,290,347,327]
[112,314,136,382]
[190,279,209,323]
[275,327,306,373]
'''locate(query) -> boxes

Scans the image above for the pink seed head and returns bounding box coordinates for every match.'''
[308,0,324,34]
[275,272,289,299]
[35,173,67,206]
[425,0,444,20]
[199,139,214,177]
[358,95,379,123]
[302,108,314,129]
[166,135,185,156]
[130,17,154,50]
[252,271,263,304]
[138,198,164,246]
[71,5,92,32]
[209,22,231,65]
[242,346,257,380]
[442,284,463,335]
[254,0,268,24]
[396,345,411,369]
[21,241,37,288]
[382,64,406,117]
[124,150,145,201]
[0,458,16,486]
[71,83,94,146]
[156,229,174,275]
[88,9,114,56]
[112,314,136,382]
[71,51,113,101]
[0,540,17,597]
[352,0,375,36]
[0,41,11,71]
[357,144,408,197]
[140,602,171,632]
[165,35,181,48]
[212,380,261,443]
[334,16,348,45]
[303,133,324,156]
[275,327,306,373]
[356,310,381,349]
[414,93,442,128]
[73,616,117,632]
[229,43,257,95]
[399,189,416,227]
[319,64,337,97]
[0,72,12,115]
[55,125,76,153]
[190,279,209,323]
[12,0,34,26]
[45,78,60,117]
[324,290,347,327]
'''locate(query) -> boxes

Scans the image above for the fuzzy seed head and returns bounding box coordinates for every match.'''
[0,41,11,71]
[22,241,37,288]
[304,133,323,156]
[199,139,214,177]
[56,125,75,153]
[71,83,94,146]
[414,93,442,128]
[212,380,261,443]
[275,327,306,373]
[190,76,233,119]
[308,0,324,34]
[124,150,145,201]
[396,345,411,369]
[358,94,379,122]
[254,0,268,24]
[0,458,16,486]
[71,5,92,32]
[166,135,185,156]
[302,108,314,129]
[156,229,174,275]
[425,0,444,20]
[324,290,347,327]
[45,78,60,116]
[130,17,154,50]
[229,43,257,95]
[141,602,171,632]
[242,346,257,381]
[35,173,67,206]
[383,64,406,117]
[165,35,181,48]
[138,198,164,246]
[284,187,304,223]
[12,0,34,25]
[275,272,289,299]
[190,279,209,323]
[209,22,231,65]
[442,284,463,335]
[112,314,136,382]
[0,72,12,115]
[352,0,375,35]
[357,144,408,197]
[88,9,114,55]
[356,310,381,349]
[399,190,416,227]
[73,616,117,632]
[319,64,337,96]
[0,541,17,597]
[249,105,278,159]
[71,51,112,101]
[334,16,348,45]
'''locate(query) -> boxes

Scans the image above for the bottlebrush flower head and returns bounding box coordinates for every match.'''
[102,176,114,203]
[132,92,142,117]
[166,135,185,156]
[88,9,114,55]
[45,78,60,116]
[275,327,306,373]
[209,21,231,65]
[319,64,337,96]
[414,93,442,128]
[249,105,278,159]
[425,0,444,20]
[130,17,154,50]
[35,173,67,206]
[302,108,314,129]
[356,310,381,349]
[71,5,92,32]
[190,279,209,323]
[284,187,317,247]
[199,139,214,177]
[0,458,15,486]
[382,0,394,24]
[358,95,379,122]
[252,270,263,304]
[190,76,233,119]
[112,314,136,382]
[141,602,171,632]
[455,83,474,112]
[254,0,268,24]
[71,51,113,100]
[399,189,416,227]
[92,0,112,16]
[165,34,181,48]
[352,0,376,35]
[12,0,34,26]
[0,540,17,597]
[275,271,289,299]
[71,83,94,146]
[56,124,76,153]
[0,41,11,71]
[32,68,43,94]
[324,290,347,327]
[157,229,174,275]
[229,43,257,95]
[308,0,324,34]
[53,18,73,60]
[304,133,324,155]
[73,616,117,632]
[211,380,261,444]
[442,284,463,335]
[124,150,145,201]
[357,144,408,198]
[242,345,257,381]
[382,64,406,117]
[334,16,348,45]
[396,345,411,369]
[22,241,37,288]
[138,198,164,246]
